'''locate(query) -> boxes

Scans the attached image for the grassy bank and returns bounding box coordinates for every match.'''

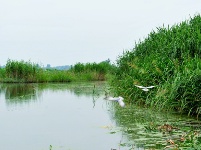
[110,14,201,116]
[0,59,115,83]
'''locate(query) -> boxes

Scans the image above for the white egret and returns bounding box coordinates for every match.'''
[135,85,155,91]
[107,96,122,101]
[117,98,125,107]
[105,96,125,107]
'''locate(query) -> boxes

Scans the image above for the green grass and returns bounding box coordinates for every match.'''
[110,14,201,116]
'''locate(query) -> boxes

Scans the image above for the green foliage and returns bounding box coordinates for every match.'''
[0,68,6,79]
[110,14,201,115]
[0,59,115,83]
[5,59,39,82]
[72,62,85,72]
[70,60,116,80]
[71,61,115,74]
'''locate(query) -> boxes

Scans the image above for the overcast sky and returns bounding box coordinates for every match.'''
[0,0,200,66]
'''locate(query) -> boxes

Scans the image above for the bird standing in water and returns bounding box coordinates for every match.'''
[106,96,125,107]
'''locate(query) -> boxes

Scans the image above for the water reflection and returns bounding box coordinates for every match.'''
[0,82,106,107]
[37,82,107,108]
[1,82,200,149]
[38,81,106,97]
[0,81,125,150]
[0,84,39,107]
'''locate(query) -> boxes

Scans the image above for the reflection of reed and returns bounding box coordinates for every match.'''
[65,82,105,97]
[0,84,6,95]
[38,81,107,97]
[37,82,107,108]
[0,82,107,107]
[2,84,41,106]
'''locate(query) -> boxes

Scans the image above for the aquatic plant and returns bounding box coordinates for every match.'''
[0,59,115,83]
[70,61,116,81]
[5,59,40,82]
[110,14,201,115]
[109,103,201,149]
[0,68,6,81]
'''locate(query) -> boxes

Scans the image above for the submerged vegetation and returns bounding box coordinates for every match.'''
[109,104,201,150]
[0,59,115,83]
[110,14,201,116]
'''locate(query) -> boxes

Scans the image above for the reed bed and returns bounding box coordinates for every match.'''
[0,60,115,83]
[110,14,201,116]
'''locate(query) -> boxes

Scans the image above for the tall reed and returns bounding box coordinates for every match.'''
[70,61,116,80]
[1,59,115,83]
[5,59,40,82]
[110,14,201,115]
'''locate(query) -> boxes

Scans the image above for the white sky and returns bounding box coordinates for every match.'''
[0,0,200,66]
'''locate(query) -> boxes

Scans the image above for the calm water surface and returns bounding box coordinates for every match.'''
[0,82,200,150]
[0,82,127,150]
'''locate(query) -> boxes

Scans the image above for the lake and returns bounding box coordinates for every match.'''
[0,82,200,150]
[0,82,130,150]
